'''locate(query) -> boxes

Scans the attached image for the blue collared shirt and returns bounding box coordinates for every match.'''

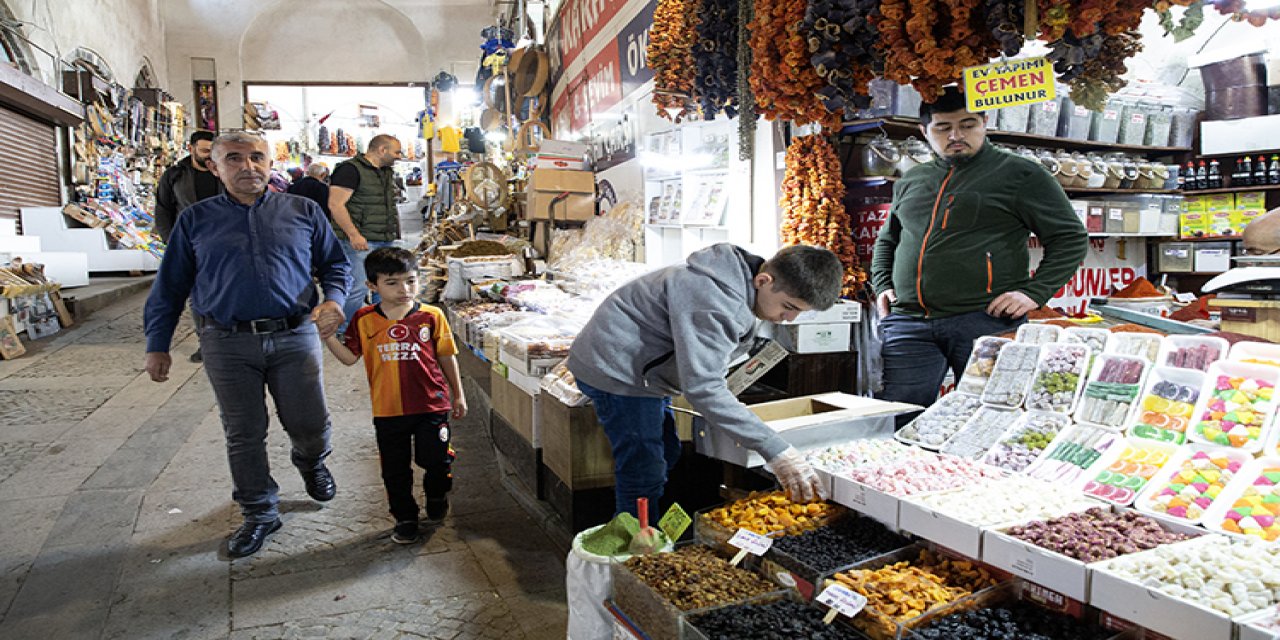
[144,191,350,352]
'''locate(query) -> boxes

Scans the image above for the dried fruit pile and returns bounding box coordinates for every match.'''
[749,0,838,127]
[984,0,1027,57]
[736,0,757,159]
[800,0,882,118]
[649,0,701,121]
[694,0,741,119]
[780,135,864,296]
[874,0,1001,101]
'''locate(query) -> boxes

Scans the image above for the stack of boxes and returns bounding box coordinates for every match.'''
[772,301,863,354]
[1179,191,1267,240]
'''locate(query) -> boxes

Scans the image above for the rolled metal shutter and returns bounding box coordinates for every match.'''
[0,103,60,229]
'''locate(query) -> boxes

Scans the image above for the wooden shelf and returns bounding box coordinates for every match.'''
[1066,187,1181,195]
[1173,236,1243,242]
[841,116,1192,155]
[1089,233,1175,237]
[1184,183,1280,196]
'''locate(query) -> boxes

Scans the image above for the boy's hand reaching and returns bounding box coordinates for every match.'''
[451,397,468,420]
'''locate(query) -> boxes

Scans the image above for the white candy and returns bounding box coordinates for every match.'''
[1100,537,1280,616]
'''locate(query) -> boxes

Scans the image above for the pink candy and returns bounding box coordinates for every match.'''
[846,454,1003,496]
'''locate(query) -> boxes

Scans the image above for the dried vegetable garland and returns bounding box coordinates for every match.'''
[694,0,740,119]
[1041,1,1145,111]
[801,0,882,118]
[649,0,702,121]
[749,0,838,127]
[1155,0,1205,41]
[873,0,1000,101]
[780,135,864,296]
[984,0,1027,57]
[736,0,757,160]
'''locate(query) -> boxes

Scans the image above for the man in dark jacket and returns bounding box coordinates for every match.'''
[154,130,219,241]
[329,134,403,330]
[871,86,1088,419]
[287,163,331,216]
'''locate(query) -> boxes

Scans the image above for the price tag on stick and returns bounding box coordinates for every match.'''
[727,528,772,566]
[658,503,691,541]
[816,583,868,624]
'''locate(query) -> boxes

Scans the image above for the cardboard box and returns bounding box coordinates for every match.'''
[1182,195,1207,214]
[1235,209,1264,234]
[526,169,595,221]
[534,139,590,171]
[1180,212,1209,239]
[1237,191,1267,210]
[498,348,561,378]
[896,497,986,558]
[1234,608,1280,640]
[831,475,902,530]
[1208,211,1236,238]
[490,367,542,447]
[783,300,863,324]
[1089,539,1235,640]
[540,393,614,490]
[1194,241,1233,272]
[692,393,918,467]
[1204,194,1236,212]
[774,322,851,354]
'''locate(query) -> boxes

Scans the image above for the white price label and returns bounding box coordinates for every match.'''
[1174,292,1198,303]
[817,583,868,618]
[1108,208,1124,220]
[728,528,773,556]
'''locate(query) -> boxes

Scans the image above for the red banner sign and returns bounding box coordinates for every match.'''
[547,0,632,81]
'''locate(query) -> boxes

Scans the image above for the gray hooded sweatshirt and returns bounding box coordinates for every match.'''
[567,243,789,460]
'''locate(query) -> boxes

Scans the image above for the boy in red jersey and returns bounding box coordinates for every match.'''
[323,247,467,543]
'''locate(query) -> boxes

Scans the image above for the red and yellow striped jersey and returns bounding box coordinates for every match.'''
[342,304,457,418]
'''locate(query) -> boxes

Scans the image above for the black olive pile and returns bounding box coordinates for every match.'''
[911,601,1113,640]
[771,516,909,574]
[687,599,862,639]
[694,0,740,119]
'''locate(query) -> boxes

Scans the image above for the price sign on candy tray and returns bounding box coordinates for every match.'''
[817,583,867,623]
[728,528,772,565]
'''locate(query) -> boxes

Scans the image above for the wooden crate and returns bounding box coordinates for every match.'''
[1210,299,1280,342]
[489,368,538,445]
[541,463,616,533]
[490,409,543,499]
[539,394,614,490]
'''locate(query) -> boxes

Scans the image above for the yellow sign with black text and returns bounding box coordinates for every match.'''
[963,57,1056,111]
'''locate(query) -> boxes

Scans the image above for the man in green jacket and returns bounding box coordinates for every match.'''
[329,134,404,330]
[871,87,1087,418]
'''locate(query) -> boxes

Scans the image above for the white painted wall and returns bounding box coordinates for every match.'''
[6,0,168,87]
[160,0,498,130]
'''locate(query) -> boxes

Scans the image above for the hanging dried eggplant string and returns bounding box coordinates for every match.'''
[780,135,865,297]
[694,0,740,119]
[985,0,1026,57]
[748,0,839,127]
[736,0,757,160]
[801,0,881,119]
[1042,2,1144,111]
[650,0,702,121]
[1155,1,1205,42]
[874,0,998,101]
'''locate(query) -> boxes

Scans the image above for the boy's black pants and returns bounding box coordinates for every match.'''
[373,412,454,522]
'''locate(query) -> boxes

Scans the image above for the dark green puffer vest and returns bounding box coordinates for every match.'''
[333,155,398,241]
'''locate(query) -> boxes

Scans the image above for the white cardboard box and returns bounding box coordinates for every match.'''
[1200,115,1280,156]
[897,498,986,558]
[783,300,863,325]
[1235,607,1280,640]
[498,349,561,377]
[692,393,919,467]
[1089,539,1236,640]
[774,322,851,354]
[830,475,902,530]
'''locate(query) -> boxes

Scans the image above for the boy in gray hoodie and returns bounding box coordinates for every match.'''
[567,243,843,516]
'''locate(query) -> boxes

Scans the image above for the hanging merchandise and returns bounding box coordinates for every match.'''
[748,0,838,127]
[464,127,487,153]
[273,140,290,162]
[735,0,757,160]
[779,135,864,296]
[874,0,1001,102]
[692,0,740,119]
[439,126,462,154]
[1042,2,1146,111]
[649,0,701,121]
[418,109,435,140]
[985,0,1027,56]
[1206,0,1280,25]
[336,128,349,155]
[1154,1,1205,41]
[800,0,882,118]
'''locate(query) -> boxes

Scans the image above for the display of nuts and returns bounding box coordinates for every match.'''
[621,545,776,611]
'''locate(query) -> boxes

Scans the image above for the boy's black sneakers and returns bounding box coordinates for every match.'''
[391,520,420,544]
[425,498,449,523]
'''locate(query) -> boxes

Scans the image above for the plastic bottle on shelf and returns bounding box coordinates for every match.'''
[1196,160,1208,190]
[1183,162,1196,190]
[1208,159,1222,189]
[1255,156,1269,187]
[1270,155,1280,185]
[1241,156,1253,187]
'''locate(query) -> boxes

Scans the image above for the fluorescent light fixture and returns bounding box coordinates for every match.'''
[638,151,715,171]
[484,130,507,143]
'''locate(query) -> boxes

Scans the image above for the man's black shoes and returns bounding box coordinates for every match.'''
[227,518,282,557]
[303,465,336,502]
[425,498,449,523]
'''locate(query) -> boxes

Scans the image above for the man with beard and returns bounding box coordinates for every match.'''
[871,86,1087,421]
[143,132,350,558]
[328,134,404,330]
[154,130,220,241]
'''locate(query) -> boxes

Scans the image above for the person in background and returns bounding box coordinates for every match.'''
[871,86,1088,422]
[154,130,219,241]
[1241,207,1280,256]
[142,132,350,558]
[288,163,331,216]
[286,167,304,184]
[329,134,404,331]
[322,247,467,544]
[567,244,842,517]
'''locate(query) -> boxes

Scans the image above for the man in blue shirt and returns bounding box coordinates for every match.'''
[143,132,350,558]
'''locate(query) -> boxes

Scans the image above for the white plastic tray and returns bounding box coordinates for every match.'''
[1104,332,1164,364]
[982,411,1073,474]
[1125,366,1204,445]
[939,406,1024,460]
[1133,443,1254,526]
[1073,354,1149,430]
[1023,343,1090,414]
[1155,334,1228,372]
[955,336,1012,395]
[1079,436,1180,507]
[894,392,984,450]
[1015,323,1062,346]
[1227,341,1280,367]
[1186,360,1280,454]
[980,343,1041,408]
[1060,326,1110,355]
[1025,424,1125,489]
[1199,455,1280,542]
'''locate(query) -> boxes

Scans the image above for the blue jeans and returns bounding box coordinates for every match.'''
[876,310,1024,425]
[339,239,397,333]
[576,379,681,517]
[199,321,333,523]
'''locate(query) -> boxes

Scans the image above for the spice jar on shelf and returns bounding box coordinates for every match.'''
[861,135,900,177]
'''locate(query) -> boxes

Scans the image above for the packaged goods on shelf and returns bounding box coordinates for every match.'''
[1062,326,1110,357]
[1106,333,1163,364]
[540,361,589,408]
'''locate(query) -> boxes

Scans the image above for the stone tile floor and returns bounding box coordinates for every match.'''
[0,290,569,639]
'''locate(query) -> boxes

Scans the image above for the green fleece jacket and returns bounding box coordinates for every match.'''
[871,142,1087,318]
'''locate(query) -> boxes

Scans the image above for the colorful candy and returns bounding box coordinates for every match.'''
[1075,356,1145,428]
[957,337,1010,395]
[1217,465,1280,542]
[1130,377,1199,444]
[845,454,1003,497]
[1027,425,1121,487]
[1163,344,1220,371]
[896,393,984,449]
[1191,374,1275,450]
[1025,344,1088,413]
[1082,439,1174,506]
[984,412,1070,473]
[1140,449,1243,522]
[806,439,930,476]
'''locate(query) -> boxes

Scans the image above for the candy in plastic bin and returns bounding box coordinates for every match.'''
[980,343,1040,408]
[1108,333,1162,363]
[941,407,1023,460]
[1082,439,1174,506]
[1141,449,1243,522]
[1216,464,1280,541]
[1190,371,1276,451]
[984,412,1070,473]
[896,393,983,448]
[1025,344,1088,413]
[1062,327,1109,355]
[1075,356,1146,428]
[1130,374,1199,444]
[956,337,1011,395]
[1027,425,1121,487]
[1015,323,1061,346]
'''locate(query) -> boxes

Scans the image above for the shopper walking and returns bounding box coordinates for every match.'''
[288,163,332,216]
[322,247,467,544]
[154,130,220,242]
[142,132,351,558]
[567,243,843,516]
[329,134,404,330]
[871,86,1087,420]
